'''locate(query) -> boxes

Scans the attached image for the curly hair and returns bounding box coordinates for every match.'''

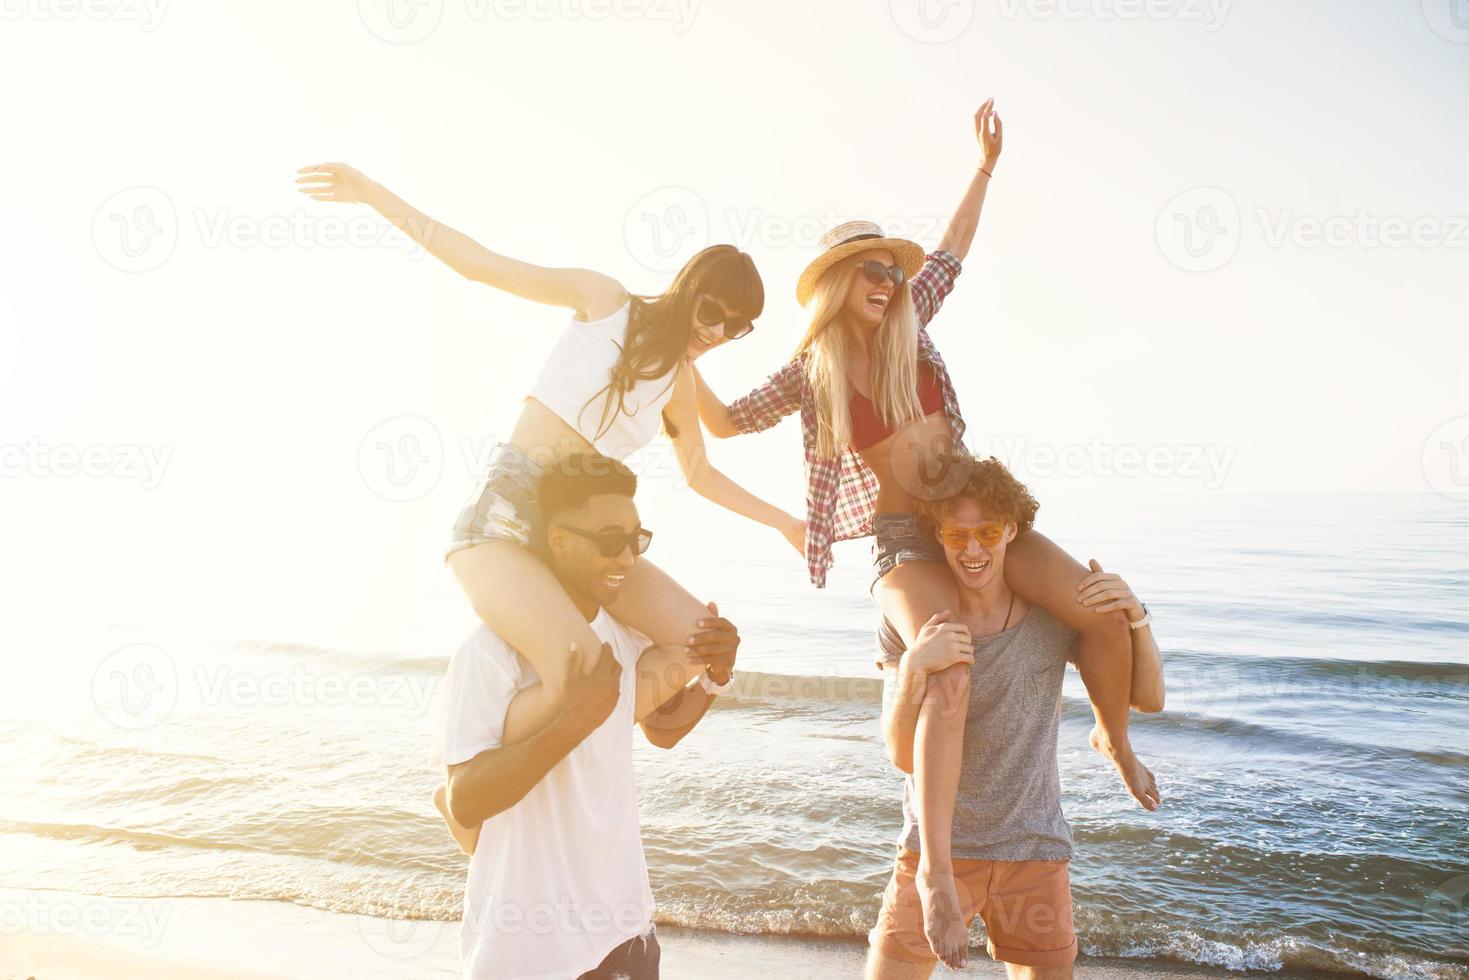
[918,453,1039,533]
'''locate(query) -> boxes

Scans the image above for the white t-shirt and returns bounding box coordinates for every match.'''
[431,610,654,980]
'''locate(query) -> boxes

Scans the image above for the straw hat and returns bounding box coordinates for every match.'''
[795,220,926,307]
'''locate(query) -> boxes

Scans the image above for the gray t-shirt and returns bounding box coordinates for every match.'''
[879,605,1079,862]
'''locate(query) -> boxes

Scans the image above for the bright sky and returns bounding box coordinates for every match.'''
[1,0,1466,627]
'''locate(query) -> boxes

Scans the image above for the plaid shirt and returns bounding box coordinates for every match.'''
[727,250,966,588]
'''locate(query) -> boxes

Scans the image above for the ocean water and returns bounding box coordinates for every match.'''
[2,493,1466,977]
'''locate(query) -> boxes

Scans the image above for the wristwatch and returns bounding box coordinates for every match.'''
[698,670,736,696]
[1128,603,1152,631]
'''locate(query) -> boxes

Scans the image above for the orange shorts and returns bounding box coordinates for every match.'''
[868,848,1077,968]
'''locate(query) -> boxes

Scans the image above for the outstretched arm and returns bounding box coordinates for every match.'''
[935,99,1003,264]
[666,365,806,555]
[1078,561,1165,713]
[691,358,805,441]
[296,162,627,318]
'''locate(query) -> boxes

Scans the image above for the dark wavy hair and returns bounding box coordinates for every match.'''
[585,244,764,441]
[919,454,1039,533]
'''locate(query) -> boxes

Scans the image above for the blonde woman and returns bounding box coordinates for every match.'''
[692,102,1159,967]
[297,162,804,755]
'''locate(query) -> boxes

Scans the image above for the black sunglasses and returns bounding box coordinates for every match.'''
[695,297,755,341]
[857,260,906,290]
[556,524,654,558]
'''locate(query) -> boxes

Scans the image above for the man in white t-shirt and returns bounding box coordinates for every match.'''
[431,453,739,980]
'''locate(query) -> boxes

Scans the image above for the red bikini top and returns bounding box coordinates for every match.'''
[850,361,944,452]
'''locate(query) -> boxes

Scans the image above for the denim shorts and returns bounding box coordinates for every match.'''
[445,442,547,562]
[870,512,945,590]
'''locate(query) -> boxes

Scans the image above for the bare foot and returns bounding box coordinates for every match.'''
[434,783,482,856]
[915,858,969,969]
[1090,725,1161,811]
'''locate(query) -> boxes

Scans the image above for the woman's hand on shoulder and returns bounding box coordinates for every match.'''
[1076,559,1145,622]
[906,610,974,676]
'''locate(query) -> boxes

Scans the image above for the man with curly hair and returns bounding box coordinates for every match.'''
[866,455,1165,980]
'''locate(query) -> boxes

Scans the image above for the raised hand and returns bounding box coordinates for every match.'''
[296,162,377,205]
[974,98,1003,172]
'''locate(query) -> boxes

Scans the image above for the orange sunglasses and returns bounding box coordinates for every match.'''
[936,522,1007,550]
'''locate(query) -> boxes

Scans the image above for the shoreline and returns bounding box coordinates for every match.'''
[0,886,1352,980]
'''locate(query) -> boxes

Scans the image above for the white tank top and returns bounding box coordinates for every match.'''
[526,302,678,461]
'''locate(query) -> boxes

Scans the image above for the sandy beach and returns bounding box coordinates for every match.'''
[2,887,1344,980]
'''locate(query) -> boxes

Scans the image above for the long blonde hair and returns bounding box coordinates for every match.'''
[793,259,923,459]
